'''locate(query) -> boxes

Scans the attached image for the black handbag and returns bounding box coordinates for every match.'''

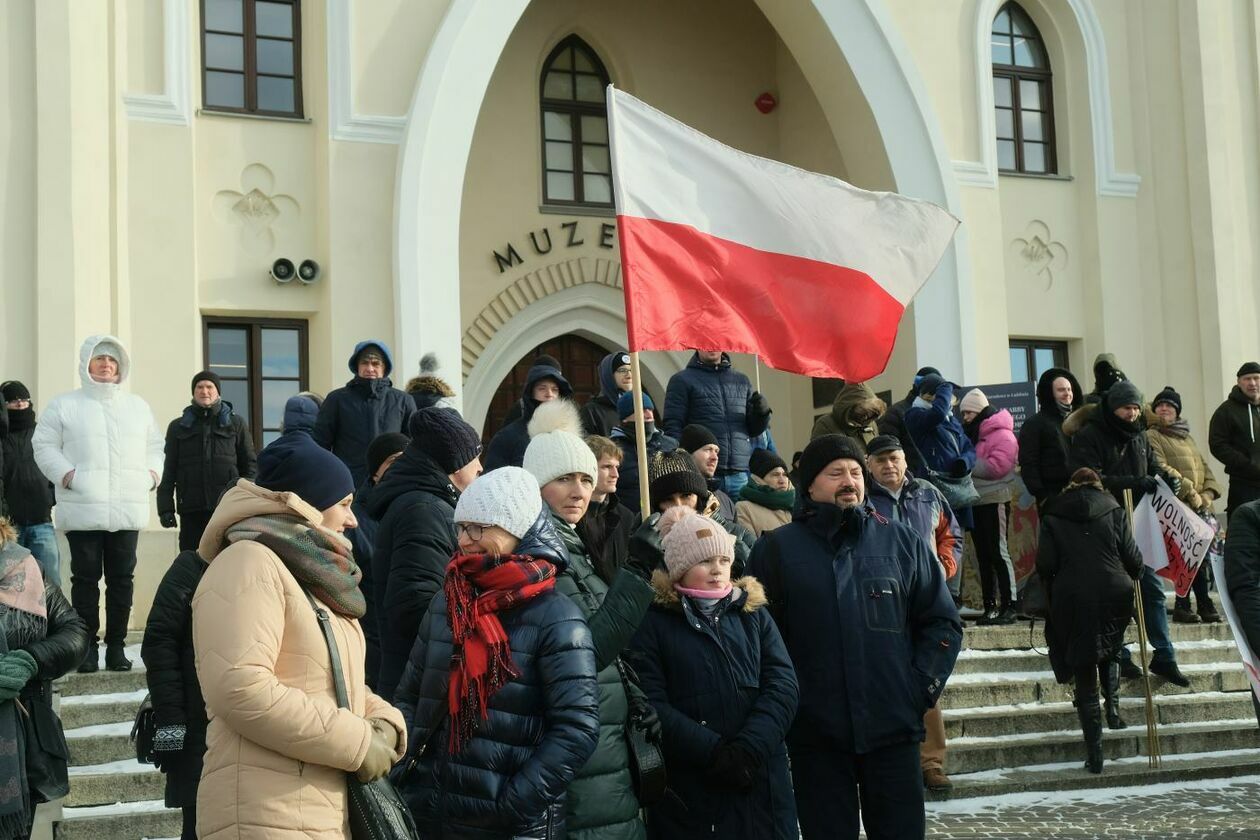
[130,693,156,764]
[303,591,419,840]
[902,429,981,510]
[20,685,70,803]
[615,659,667,805]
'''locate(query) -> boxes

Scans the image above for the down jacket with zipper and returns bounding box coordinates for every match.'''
[392,510,601,840]
[141,549,208,808]
[1017,367,1084,504]
[626,573,799,840]
[1147,414,1223,512]
[192,481,407,840]
[748,499,962,755]
[313,340,414,486]
[866,475,963,579]
[157,400,257,516]
[32,335,164,532]
[662,353,770,475]
[551,514,651,840]
[1209,386,1260,512]
[968,407,1019,505]
[365,446,460,702]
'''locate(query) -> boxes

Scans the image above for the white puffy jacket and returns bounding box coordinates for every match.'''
[32,335,164,532]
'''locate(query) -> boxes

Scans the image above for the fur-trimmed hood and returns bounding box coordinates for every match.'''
[649,569,767,614]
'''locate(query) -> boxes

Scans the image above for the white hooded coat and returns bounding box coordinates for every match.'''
[32,335,164,532]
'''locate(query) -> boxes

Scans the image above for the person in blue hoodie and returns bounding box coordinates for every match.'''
[313,340,414,486]
[903,373,977,529]
[581,351,634,438]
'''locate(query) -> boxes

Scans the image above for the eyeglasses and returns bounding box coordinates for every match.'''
[455,523,486,540]
[615,366,632,376]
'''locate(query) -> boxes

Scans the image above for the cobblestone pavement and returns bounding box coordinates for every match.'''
[920,775,1260,839]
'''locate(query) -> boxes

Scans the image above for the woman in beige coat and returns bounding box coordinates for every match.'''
[735,449,796,538]
[192,431,406,839]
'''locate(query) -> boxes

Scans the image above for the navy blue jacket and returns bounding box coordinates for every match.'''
[627,574,798,839]
[662,353,768,474]
[611,425,678,515]
[366,446,459,702]
[902,382,976,478]
[392,512,600,839]
[748,499,961,754]
[483,364,574,471]
[313,340,414,485]
[580,352,627,438]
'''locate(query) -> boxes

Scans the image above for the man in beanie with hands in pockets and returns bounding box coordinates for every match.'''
[1210,361,1260,515]
[157,370,257,551]
[749,434,961,840]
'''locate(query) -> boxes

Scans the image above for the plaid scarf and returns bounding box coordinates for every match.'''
[444,553,557,755]
[226,514,365,618]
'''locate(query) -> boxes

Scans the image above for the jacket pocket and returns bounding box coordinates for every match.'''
[861,577,905,633]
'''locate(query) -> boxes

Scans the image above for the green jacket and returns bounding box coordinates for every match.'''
[552,514,651,840]
[810,382,885,451]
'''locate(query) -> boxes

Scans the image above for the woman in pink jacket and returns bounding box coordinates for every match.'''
[961,389,1020,625]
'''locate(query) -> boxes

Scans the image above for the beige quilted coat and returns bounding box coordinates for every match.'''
[192,481,406,839]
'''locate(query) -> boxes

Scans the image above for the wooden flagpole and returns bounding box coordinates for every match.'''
[754,355,762,393]
[1125,488,1162,768]
[630,352,652,517]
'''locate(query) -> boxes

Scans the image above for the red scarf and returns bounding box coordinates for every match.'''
[444,553,557,754]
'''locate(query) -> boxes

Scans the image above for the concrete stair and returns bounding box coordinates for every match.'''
[938,610,1260,799]
[50,637,183,840]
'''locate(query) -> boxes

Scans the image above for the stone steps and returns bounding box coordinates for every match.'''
[56,799,181,840]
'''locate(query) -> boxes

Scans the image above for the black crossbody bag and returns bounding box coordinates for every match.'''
[302,590,419,840]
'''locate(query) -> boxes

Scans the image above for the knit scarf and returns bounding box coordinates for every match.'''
[1159,418,1192,440]
[226,514,365,618]
[739,480,796,512]
[3,410,33,433]
[0,544,46,838]
[444,553,557,755]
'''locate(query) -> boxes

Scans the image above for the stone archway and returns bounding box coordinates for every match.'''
[394,0,979,399]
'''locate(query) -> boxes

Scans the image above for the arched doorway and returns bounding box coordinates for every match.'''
[483,333,608,443]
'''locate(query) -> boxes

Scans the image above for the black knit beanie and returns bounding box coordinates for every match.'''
[191,370,222,395]
[408,407,482,475]
[366,433,410,480]
[1152,386,1182,416]
[1105,380,1144,411]
[1238,362,1260,378]
[749,448,788,479]
[0,381,30,403]
[798,434,865,494]
[648,450,709,512]
[679,424,718,453]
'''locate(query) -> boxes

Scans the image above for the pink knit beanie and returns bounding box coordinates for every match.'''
[656,506,736,583]
[960,388,989,415]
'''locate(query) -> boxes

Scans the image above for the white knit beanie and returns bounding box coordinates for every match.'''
[524,400,598,487]
[453,466,541,539]
[657,506,736,583]
[960,388,989,415]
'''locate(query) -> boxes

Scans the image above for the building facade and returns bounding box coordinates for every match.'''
[2,0,1258,618]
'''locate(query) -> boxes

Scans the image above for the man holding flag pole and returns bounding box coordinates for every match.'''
[607,84,963,839]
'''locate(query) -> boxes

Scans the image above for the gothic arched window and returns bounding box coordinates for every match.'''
[540,36,613,207]
[992,3,1057,174]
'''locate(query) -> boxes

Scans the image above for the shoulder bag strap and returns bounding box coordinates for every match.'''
[900,424,940,481]
[301,589,351,711]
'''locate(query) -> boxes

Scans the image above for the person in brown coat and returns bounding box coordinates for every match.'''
[810,382,885,452]
[1147,386,1224,624]
[735,449,795,537]
[192,432,406,840]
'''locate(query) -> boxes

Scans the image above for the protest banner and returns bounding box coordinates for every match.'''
[1210,552,1260,704]
[1132,477,1215,597]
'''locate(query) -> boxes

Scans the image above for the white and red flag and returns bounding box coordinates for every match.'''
[607,86,959,381]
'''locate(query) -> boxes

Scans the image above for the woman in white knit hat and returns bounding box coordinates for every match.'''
[625,506,799,839]
[392,465,601,838]
[523,400,657,839]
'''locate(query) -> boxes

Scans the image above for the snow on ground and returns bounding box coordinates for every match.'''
[64,720,134,738]
[949,747,1260,782]
[925,773,1260,815]
[60,688,147,706]
[69,757,154,776]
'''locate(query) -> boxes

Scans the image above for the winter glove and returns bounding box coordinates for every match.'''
[746,392,772,436]
[356,725,396,782]
[626,519,665,582]
[1135,477,1159,496]
[621,668,663,744]
[0,650,38,702]
[159,512,178,529]
[152,724,187,753]
[708,741,757,791]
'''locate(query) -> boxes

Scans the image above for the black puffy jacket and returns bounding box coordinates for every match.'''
[157,402,257,516]
[141,550,208,808]
[313,378,413,486]
[392,512,600,840]
[662,353,768,474]
[1017,367,1084,504]
[483,364,574,471]
[1067,404,1159,506]
[1,412,55,526]
[1209,386,1260,512]
[366,447,459,702]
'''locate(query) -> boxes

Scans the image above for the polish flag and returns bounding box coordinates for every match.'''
[607,87,959,381]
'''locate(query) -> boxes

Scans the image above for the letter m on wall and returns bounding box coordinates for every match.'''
[494,244,524,274]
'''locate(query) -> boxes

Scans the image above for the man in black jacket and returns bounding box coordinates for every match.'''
[1069,381,1189,686]
[749,434,961,839]
[157,372,257,552]
[314,340,414,486]
[576,435,633,585]
[368,407,483,701]
[1209,361,1260,515]
[1017,367,1084,508]
[1,381,59,579]
[1223,498,1260,725]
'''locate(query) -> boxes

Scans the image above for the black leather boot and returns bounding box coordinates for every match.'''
[77,642,99,674]
[1102,661,1126,730]
[1077,697,1104,774]
[105,644,132,672]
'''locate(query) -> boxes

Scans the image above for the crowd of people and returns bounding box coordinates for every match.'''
[1,335,1260,839]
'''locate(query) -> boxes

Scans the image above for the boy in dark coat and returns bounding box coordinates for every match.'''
[313,340,414,485]
[581,351,634,438]
[627,506,798,839]
[157,371,257,551]
[141,549,209,839]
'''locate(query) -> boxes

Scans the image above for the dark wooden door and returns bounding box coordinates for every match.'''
[483,334,609,444]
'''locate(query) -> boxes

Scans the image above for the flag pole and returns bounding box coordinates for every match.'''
[630,351,652,517]
[754,355,762,393]
[1125,488,1162,768]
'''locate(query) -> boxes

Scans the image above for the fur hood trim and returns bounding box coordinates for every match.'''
[649,569,767,614]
